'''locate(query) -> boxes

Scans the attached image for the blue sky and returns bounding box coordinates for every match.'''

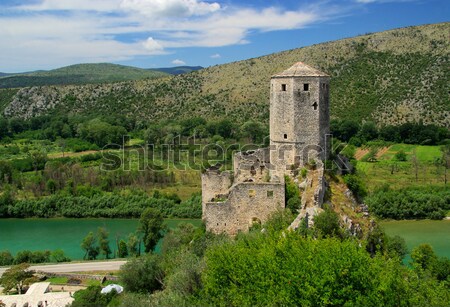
[0,0,448,72]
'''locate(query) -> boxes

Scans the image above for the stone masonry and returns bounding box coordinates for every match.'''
[202,62,330,235]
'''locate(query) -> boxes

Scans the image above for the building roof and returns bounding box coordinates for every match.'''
[272,62,329,78]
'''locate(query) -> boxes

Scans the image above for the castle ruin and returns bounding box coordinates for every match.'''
[202,62,330,235]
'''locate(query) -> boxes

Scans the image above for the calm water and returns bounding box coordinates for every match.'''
[380,219,450,260]
[0,218,201,260]
[1,219,448,261]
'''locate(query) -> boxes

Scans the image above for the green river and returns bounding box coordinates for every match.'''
[380,219,450,260]
[0,218,201,260]
[0,219,448,261]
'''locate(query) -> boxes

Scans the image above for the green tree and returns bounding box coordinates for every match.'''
[394,150,407,161]
[313,206,342,238]
[139,208,165,253]
[97,227,112,259]
[0,263,36,294]
[118,240,128,258]
[0,161,13,185]
[72,285,118,307]
[0,250,14,266]
[411,244,437,271]
[81,231,99,260]
[127,233,140,257]
[240,120,266,143]
[28,150,48,173]
[119,253,163,293]
[51,249,71,263]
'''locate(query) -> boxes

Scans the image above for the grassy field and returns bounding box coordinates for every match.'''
[356,144,446,191]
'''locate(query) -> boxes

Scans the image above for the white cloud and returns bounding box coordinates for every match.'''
[210,53,221,58]
[172,59,186,65]
[143,37,164,52]
[120,0,220,18]
[0,0,344,71]
[19,0,121,12]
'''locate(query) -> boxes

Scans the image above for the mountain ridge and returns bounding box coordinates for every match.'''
[1,22,449,127]
[0,63,169,88]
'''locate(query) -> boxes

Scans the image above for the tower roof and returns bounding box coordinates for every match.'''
[272,62,329,78]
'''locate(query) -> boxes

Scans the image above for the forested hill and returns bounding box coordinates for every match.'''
[0,63,169,88]
[1,22,449,127]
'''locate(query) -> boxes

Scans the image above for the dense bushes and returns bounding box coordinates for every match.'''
[0,249,70,265]
[365,186,450,220]
[331,120,449,145]
[0,192,201,219]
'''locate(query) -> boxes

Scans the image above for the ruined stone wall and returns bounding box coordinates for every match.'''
[204,182,285,235]
[201,170,233,219]
[313,167,326,207]
[233,148,271,183]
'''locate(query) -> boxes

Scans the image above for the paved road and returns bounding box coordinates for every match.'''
[0,260,127,277]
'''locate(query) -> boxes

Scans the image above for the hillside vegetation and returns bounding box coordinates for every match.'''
[0,63,169,88]
[1,22,449,126]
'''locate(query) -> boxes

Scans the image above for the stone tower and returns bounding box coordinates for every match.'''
[270,62,330,172]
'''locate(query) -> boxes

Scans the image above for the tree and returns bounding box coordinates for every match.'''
[394,150,407,161]
[118,240,128,258]
[139,208,165,253]
[81,231,99,260]
[120,253,164,293]
[0,161,13,185]
[0,250,14,266]
[313,206,342,238]
[411,149,419,181]
[411,244,437,271]
[28,150,47,173]
[72,285,118,307]
[97,227,111,259]
[51,249,71,263]
[365,147,378,162]
[0,263,36,294]
[240,121,266,143]
[441,144,450,185]
[127,233,140,257]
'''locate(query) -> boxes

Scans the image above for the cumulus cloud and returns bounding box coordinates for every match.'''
[120,0,220,18]
[0,0,345,71]
[210,53,221,58]
[172,59,186,65]
[143,37,164,53]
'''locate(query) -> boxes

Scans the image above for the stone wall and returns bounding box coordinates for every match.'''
[201,170,233,219]
[204,181,285,235]
[233,148,271,183]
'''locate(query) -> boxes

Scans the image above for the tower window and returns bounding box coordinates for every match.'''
[249,189,256,198]
[281,84,287,91]
[284,134,288,139]
[267,191,274,198]
[312,102,318,110]
[303,83,309,91]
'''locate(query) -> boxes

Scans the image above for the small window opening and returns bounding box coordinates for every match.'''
[303,83,309,91]
[224,223,227,226]
[249,189,256,198]
[267,191,274,198]
[281,84,287,91]
[312,102,318,110]
[284,134,288,139]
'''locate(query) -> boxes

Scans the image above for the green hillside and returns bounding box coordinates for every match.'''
[1,23,449,126]
[0,63,169,88]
